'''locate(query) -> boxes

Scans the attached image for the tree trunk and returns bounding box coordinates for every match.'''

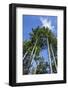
[32,47,37,74]
[31,39,38,57]
[23,51,28,60]
[47,38,52,73]
[23,47,31,61]
[29,39,38,74]
[50,44,57,71]
[30,39,38,62]
[30,47,37,74]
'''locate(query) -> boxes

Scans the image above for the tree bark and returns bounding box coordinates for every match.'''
[30,39,38,63]
[50,44,57,71]
[31,39,38,58]
[23,47,31,61]
[23,51,28,60]
[30,47,37,74]
[29,39,38,74]
[47,38,52,73]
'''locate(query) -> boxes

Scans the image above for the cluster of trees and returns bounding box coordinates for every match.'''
[23,26,57,75]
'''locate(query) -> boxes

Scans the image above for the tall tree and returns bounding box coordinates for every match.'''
[23,26,57,74]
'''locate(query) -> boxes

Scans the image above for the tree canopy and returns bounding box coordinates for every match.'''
[23,26,57,74]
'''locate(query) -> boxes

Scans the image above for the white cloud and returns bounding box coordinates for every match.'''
[40,17,54,31]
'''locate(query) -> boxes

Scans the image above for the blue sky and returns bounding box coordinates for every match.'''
[23,15,57,62]
[23,15,57,41]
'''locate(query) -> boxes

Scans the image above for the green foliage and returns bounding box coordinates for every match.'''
[36,61,49,74]
[23,26,57,75]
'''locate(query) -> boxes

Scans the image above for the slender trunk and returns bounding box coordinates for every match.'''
[32,47,37,74]
[30,39,38,62]
[30,47,37,74]
[29,39,38,74]
[23,51,28,60]
[31,47,37,66]
[23,47,31,61]
[50,44,57,71]
[31,39,38,58]
[47,38,52,73]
